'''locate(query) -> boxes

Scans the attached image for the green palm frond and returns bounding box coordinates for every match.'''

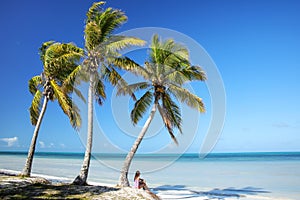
[187,65,207,81]
[163,42,189,65]
[85,21,102,50]
[44,43,84,79]
[50,79,71,110]
[29,75,42,95]
[113,57,149,79]
[131,91,153,124]
[102,66,124,86]
[97,8,127,42]
[102,66,139,101]
[150,34,161,64]
[94,76,106,105]
[117,82,150,100]
[29,90,43,125]
[163,65,202,86]
[150,38,194,86]
[168,84,205,113]
[157,104,178,145]
[105,36,145,53]
[62,65,82,92]
[62,65,88,104]
[158,39,189,72]
[166,65,206,83]
[162,92,182,133]
[86,1,105,22]
[164,68,189,86]
[85,2,128,50]
[49,80,81,129]
[66,98,81,130]
[144,62,156,78]
[39,41,55,62]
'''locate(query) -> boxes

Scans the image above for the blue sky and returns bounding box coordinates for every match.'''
[0,0,299,153]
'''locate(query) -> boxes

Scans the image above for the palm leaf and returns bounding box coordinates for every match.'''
[157,103,178,145]
[29,90,43,125]
[162,92,182,133]
[168,84,205,113]
[94,76,106,105]
[85,21,102,50]
[113,57,149,79]
[29,75,42,95]
[150,34,161,64]
[187,65,207,81]
[66,98,81,130]
[102,66,124,86]
[117,82,150,100]
[166,65,206,83]
[39,41,55,63]
[97,8,127,42]
[86,1,105,22]
[44,43,84,79]
[105,36,145,53]
[50,79,81,129]
[62,65,82,93]
[102,66,139,101]
[50,80,71,110]
[61,65,86,104]
[131,91,153,124]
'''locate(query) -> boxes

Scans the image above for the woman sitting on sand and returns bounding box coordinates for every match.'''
[134,170,148,190]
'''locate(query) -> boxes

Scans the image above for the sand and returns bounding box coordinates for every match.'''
[0,169,159,200]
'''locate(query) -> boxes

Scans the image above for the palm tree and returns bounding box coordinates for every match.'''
[21,41,84,177]
[117,34,207,186]
[72,1,145,185]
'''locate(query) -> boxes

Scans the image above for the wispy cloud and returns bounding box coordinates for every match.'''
[272,122,291,128]
[0,137,18,147]
[39,141,46,148]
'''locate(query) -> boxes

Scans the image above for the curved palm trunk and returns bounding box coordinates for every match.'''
[118,102,158,187]
[73,75,95,185]
[22,97,48,176]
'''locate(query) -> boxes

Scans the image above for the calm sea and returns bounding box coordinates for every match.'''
[1,152,300,199]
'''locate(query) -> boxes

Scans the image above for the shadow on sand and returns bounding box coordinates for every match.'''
[153,185,270,199]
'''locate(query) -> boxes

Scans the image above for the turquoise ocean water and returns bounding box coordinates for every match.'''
[1,152,300,199]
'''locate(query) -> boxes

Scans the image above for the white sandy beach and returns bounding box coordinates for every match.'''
[0,169,294,200]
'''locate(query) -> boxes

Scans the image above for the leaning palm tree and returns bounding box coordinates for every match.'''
[73,1,145,185]
[21,41,84,177]
[117,34,207,186]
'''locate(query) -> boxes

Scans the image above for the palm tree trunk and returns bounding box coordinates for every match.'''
[118,102,158,187]
[73,74,95,185]
[21,97,48,177]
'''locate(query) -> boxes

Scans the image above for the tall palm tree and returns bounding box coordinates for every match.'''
[73,1,145,185]
[21,41,84,177]
[117,34,207,186]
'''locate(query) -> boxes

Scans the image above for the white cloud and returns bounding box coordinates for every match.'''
[39,141,46,148]
[0,137,18,147]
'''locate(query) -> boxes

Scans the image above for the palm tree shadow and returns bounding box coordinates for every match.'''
[153,185,270,199]
[0,181,119,199]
